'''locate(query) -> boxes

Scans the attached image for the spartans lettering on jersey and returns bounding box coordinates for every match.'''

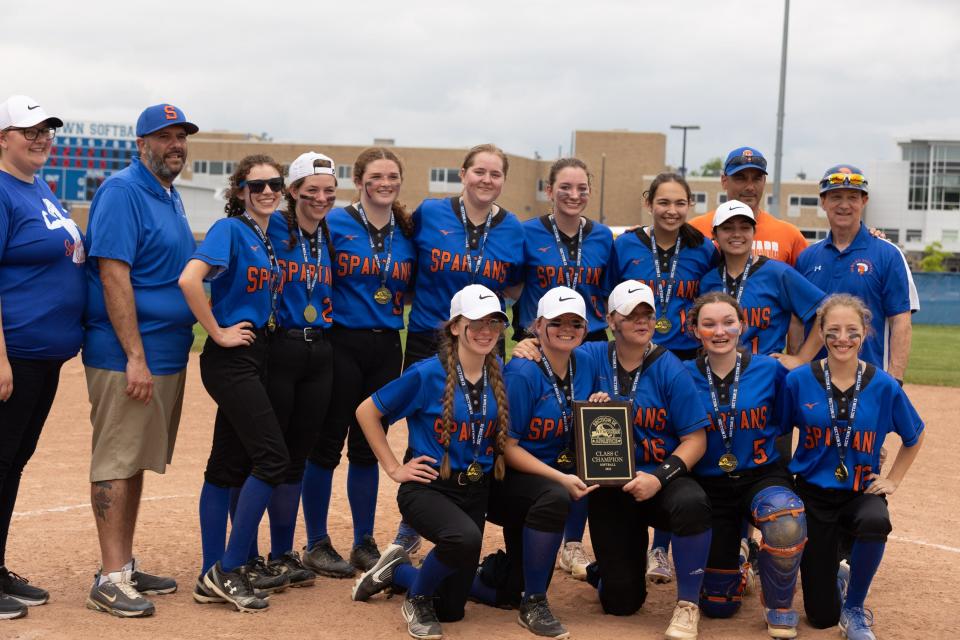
[535,266,603,289]
[801,425,878,456]
[336,253,413,282]
[739,306,772,330]
[525,417,568,440]
[429,249,511,283]
[634,406,667,432]
[432,417,498,452]
[706,407,769,432]
[638,277,701,300]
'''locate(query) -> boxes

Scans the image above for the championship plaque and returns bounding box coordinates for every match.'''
[572,401,636,486]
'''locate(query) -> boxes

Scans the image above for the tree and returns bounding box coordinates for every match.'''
[690,157,723,177]
[919,241,949,272]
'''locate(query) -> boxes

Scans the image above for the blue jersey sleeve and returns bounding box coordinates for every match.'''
[665,365,710,437]
[193,218,234,277]
[882,246,912,318]
[86,186,139,265]
[781,265,826,323]
[890,383,924,446]
[770,360,789,435]
[776,372,800,437]
[373,362,427,423]
[505,360,536,441]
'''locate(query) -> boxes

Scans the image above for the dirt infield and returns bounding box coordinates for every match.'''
[6,355,958,639]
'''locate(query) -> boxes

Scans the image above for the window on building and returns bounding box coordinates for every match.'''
[536,178,549,202]
[906,229,923,243]
[943,229,959,243]
[193,160,208,174]
[878,228,900,244]
[209,161,225,176]
[692,192,707,214]
[801,229,829,241]
[429,167,462,193]
[225,162,234,175]
[904,142,960,210]
[717,193,728,204]
[337,165,352,181]
[789,195,820,207]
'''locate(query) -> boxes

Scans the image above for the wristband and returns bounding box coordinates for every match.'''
[651,455,687,488]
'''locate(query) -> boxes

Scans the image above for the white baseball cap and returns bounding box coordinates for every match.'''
[0,95,63,130]
[449,284,508,321]
[288,152,336,185]
[537,286,586,320]
[712,199,756,228]
[608,280,656,316]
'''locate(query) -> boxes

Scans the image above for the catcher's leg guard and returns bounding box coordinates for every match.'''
[699,567,747,618]
[751,485,806,610]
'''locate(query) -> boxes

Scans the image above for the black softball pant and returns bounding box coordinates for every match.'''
[268,331,333,482]
[200,335,288,487]
[397,475,489,622]
[588,476,711,616]
[0,357,64,564]
[796,478,891,629]
[309,327,401,469]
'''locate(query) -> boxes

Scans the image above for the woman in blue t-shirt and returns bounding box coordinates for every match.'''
[0,95,82,618]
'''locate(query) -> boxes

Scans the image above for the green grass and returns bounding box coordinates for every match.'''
[192,322,959,387]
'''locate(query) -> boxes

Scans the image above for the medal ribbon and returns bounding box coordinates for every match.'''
[454,362,489,465]
[458,198,494,283]
[296,224,324,306]
[649,229,682,319]
[704,352,742,455]
[721,254,754,304]
[538,348,575,451]
[611,344,650,403]
[240,213,282,325]
[548,214,584,288]
[357,203,395,293]
[823,362,863,469]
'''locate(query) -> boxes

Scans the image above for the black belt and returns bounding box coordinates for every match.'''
[281,327,326,342]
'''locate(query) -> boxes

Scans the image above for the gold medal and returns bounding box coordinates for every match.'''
[374,286,392,305]
[303,304,318,323]
[465,461,484,483]
[556,449,575,471]
[835,462,849,483]
[718,453,738,473]
[267,314,277,332]
[655,317,672,334]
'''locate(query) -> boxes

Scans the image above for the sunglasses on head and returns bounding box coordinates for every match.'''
[821,173,867,188]
[726,154,768,171]
[240,178,284,194]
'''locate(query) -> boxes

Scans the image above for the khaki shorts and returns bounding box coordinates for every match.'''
[85,366,186,483]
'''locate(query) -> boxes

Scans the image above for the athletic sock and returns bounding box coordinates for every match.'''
[347,463,379,546]
[199,481,231,575]
[522,526,564,598]
[394,520,419,544]
[221,476,273,572]
[671,529,712,603]
[268,481,302,558]
[563,496,589,543]
[845,539,885,609]
[227,486,259,561]
[393,563,418,591]
[301,461,334,547]
[651,529,672,552]
[408,550,455,598]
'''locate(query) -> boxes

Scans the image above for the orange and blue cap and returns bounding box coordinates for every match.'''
[723,146,768,175]
[136,104,199,137]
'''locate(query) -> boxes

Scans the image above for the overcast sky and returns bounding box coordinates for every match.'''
[5,1,958,178]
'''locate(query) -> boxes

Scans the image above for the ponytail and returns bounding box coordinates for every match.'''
[485,351,509,481]
[438,321,458,481]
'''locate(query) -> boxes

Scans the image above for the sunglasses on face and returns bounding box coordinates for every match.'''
[820,173,867,188]
[546,319,586,331]
[7,126,57,142]
[466,318,506,332]
[240,178,284,194]
[726,154,768,171]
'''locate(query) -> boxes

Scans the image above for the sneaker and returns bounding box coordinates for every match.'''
[764,607,799,639]
[86,569,156,617]
[193,577,270,604]
[646,546,673,584]
[350,534,382,572]
[203,562,268,613]
[129,560,177,596]
[557,541,591,581]
[352,543,411,602]
[0,567,49,606]
[394,531,423,555]
[245,556,290,593]
[839,606,876,640]
[837,560,851,606]
[518,593,569,639]
[302,536,355,578]
[664,600,700,640]
[268,551,316,587]
[401,595,442,640]
[0,593,27,620]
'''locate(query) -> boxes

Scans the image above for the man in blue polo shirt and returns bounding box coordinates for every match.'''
[795,165,912,381]
[82,104,199,617]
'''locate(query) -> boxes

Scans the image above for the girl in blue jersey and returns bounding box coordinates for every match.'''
[300,148,417,579]
[699,200,824,361]
[514,280,712,640]
[779,294,924,640]
[179,154,288,612]
[514,158,614,343]
[472,287,599,638]
[683,292,806,639]
[0,96,81,618]
[350,284,509,640]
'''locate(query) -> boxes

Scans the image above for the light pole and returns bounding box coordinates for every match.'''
[670,125,700,177]
[771,0,791,217]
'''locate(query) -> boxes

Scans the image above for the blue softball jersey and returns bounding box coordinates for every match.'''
[609,228,716,351]
[515,216,613,335]
[407,197,523,333]
[700,257,826,355]
[327,206,415,330]
[795,224,911,370]
[83,157,196,375]
[684,353,788,477]
[579,341,709,473]
[373,355,502,473]
[267,212,334,330]
[779,361,923,491]
[505,354,601,467]
[192,216,276,328]
[0,172,86,359]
